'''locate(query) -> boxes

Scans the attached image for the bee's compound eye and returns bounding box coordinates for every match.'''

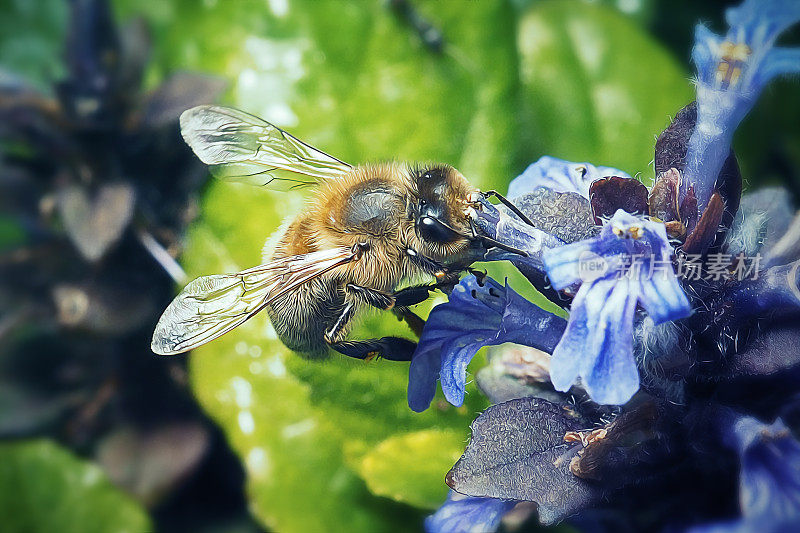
[418,215,460,243]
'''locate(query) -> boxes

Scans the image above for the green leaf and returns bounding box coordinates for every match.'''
[355,429,465,510]
[188,318,412,533]
[516,0,692,184]
[0,440,151,533]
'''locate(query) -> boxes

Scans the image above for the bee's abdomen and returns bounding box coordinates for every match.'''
[266,277,344,358]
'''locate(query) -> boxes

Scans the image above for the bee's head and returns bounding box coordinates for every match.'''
[409,164,476,257]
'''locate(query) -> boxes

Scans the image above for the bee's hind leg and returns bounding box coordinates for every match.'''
[325,285,419,361]
[329,337,417,362]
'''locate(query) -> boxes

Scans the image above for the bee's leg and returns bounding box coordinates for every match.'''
[347,278,457,311]
[345,284,395,310]
[391,284,434,307]
[323,301,356,344]
[345,284,430,337]
[403,248,472,291]
[326,289,418,361]
[392,307,426,337]
[329,337,417,362]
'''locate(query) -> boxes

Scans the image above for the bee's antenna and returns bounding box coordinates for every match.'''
[481,190,536,228]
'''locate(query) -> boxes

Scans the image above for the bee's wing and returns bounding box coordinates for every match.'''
[180,105,352,189]
[152,247,356,355]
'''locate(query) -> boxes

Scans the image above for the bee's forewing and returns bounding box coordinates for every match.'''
[180,105,352,189]
[151,247,356,355]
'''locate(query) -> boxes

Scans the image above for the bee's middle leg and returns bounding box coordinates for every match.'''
[346,277,459,310]
[345,284,395,310]
[346,283,436,337]
[392,307,425,337]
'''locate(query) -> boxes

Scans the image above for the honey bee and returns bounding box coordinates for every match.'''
[151,105,526,360]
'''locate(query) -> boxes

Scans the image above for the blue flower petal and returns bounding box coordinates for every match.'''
[543,210,691,404]
[550,278,640,404]
[409,275,566,412]
[581,280,640,404]
[729,416,800,521]
[440,338,491,407]
[548,279,600,392]
[637,219,692,323]
[692,415,800,532]
[408,342,449,413]
[508,156,630,199]
[728,260,800,321]
[683,0,800,210]
[539,237,599,290]
[408,279,501,412]
[638,273,692,324]
[761,48,800,84]
[425,491,516,533]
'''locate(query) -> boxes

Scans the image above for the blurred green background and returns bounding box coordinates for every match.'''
[1,0,798,532]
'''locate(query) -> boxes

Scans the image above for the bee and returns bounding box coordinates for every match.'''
[151,105,526,360]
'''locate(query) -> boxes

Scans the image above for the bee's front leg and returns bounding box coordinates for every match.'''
[345,281,456,311]
[404,247,455,279]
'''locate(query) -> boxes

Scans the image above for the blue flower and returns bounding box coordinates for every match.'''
[425,491,516,533]
[508,156,630,199]
[731,416,800,523]
[690,415,800,532]
[542,209,691,404]
[683,0,800,211]
[728,260,800,321]
[408,275,566,412]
